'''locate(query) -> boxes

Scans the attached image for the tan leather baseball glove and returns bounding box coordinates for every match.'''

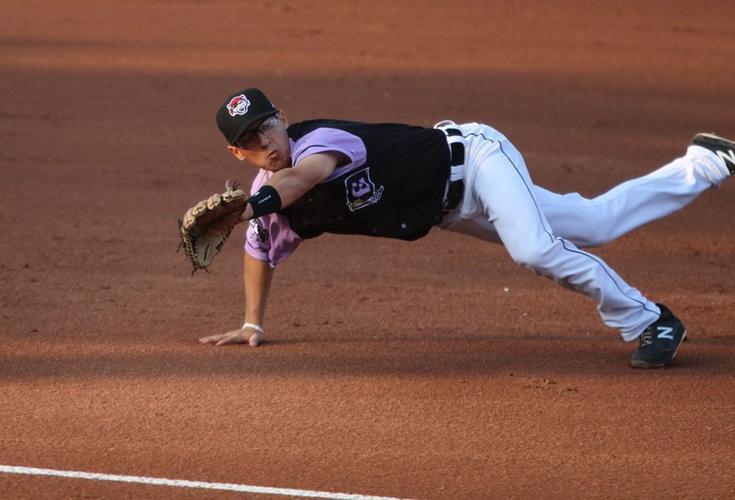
[178,180,248,274]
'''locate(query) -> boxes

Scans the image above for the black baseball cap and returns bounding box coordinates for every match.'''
[216,88,278,145]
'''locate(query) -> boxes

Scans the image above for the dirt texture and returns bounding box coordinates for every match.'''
[2,1,735,498]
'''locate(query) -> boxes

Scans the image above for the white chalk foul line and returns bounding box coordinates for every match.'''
[0,465,405,500]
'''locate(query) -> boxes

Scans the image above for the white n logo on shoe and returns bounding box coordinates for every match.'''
[716,149,735,165]
[657,326,674,340]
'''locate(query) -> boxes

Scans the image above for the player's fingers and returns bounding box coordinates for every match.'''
[215,336,236,346]
[200,332,233,345]
[198,334,220,344]
[214,330,248,346]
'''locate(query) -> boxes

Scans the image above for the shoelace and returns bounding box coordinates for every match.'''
[639,329,654,347]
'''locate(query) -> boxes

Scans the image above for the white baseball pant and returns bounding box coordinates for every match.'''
[436,121,729,340]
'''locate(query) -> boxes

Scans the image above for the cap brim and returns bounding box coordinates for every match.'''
[230,110,278,145]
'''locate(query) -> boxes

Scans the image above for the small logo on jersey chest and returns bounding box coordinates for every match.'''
[227,94,251,117]
[344,168,384,212]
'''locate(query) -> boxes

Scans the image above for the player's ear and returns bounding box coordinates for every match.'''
[227,144,247,161]
[278,110,288,127]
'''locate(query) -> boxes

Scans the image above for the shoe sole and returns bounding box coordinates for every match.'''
[693,132,735,146]
[630,329,688,369]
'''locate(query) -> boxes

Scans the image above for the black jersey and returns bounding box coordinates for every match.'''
[281,119,451,241]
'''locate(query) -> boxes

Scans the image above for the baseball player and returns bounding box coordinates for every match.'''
[199,87,735,368]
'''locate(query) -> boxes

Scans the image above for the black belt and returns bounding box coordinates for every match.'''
[443,128,465,211]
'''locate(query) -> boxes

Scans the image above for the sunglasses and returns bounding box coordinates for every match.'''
[237,115,280,150]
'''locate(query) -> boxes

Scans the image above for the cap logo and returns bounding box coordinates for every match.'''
[226,94,251,117]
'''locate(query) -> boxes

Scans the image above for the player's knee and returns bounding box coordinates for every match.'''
[574,231,606,248]
[569,210,614,247]
[507,244,554,272]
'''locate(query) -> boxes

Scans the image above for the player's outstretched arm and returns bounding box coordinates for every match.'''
[199,253,273,347]
[268,152,339,207]
[240,152,343,220]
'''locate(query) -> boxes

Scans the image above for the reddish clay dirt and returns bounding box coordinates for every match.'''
[2,1,735,498]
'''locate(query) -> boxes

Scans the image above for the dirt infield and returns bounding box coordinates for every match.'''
[2,1,735,498]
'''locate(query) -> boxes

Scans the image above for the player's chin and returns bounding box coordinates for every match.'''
[266,156,290,172]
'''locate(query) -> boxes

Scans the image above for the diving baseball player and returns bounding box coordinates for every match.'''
[199,87,735,368]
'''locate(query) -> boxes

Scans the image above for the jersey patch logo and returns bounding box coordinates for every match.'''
[344,168,384,212]
[249,218,269,243]
[227,94,251,117]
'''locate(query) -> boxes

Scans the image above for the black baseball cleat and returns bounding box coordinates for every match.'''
[692,132,735,175]
[631,304,687,369]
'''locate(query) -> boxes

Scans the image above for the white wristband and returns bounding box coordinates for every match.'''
[241,322,264,335]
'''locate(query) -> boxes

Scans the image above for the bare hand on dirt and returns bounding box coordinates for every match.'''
[199,328,262,347]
